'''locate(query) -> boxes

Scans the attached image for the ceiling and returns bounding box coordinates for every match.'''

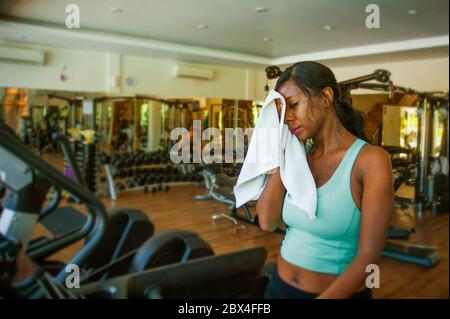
[0,0,448,67]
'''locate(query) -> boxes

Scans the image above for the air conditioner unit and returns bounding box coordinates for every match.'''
[0,47,45,65]
[175,64,214,80]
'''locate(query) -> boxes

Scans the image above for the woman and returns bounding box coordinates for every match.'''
[257,61,394,299]
[115,119,132,152]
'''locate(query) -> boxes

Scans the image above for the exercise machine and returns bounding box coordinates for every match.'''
[0,124,203,295]
[0,122,268,298]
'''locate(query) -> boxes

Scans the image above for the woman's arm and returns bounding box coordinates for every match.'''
[317,146,394,299]
[256,168,286,232]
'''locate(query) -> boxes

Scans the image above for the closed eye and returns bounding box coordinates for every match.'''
[289,102,299,108]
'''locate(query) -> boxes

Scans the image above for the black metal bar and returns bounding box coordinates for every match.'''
[52,132,86,187]
[0,123,107,284]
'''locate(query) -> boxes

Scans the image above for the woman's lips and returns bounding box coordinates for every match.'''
[290,127,301,135]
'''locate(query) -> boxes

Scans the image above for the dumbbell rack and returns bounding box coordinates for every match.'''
[100,151,203,200]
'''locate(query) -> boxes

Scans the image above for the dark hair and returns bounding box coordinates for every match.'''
[121,118,129,129]
[275,61,368,142]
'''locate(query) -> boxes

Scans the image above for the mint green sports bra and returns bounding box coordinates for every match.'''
[281,138,367,275]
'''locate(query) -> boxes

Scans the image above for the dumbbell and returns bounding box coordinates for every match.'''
[116,155,128,167]
[143,175,152,185]
[146,155,155,164]
[112,157,123,169]
[164,166,173,174]
[124,169,133,178]
[129,155,138,166]
[126,169,134,178]
[168,166,177,174]
[137,175,144,185]
[101,154,111,165]
[119,158,128,170]
[153,156,162,164]
[126,179,136,189]
[136,153,146,166]
[125,156,135,168]
[152,175,161,184]
[143,186,157,193]
[143,154,152,165]
[135,176,145,187]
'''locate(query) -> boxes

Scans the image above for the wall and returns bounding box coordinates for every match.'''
[0,45,108,92]
[0,43,265,101]
[0,43,448,101]
[382,105,402,146]
[121,55,256,100]
[329,57,449,93]
[351,94,389,115]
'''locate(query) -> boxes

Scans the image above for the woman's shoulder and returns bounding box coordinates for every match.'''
[356,142,391,172]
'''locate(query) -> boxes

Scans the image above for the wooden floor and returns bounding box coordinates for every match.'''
[34,153,449,299]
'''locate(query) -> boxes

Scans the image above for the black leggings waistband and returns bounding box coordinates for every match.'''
[264,269,372,299]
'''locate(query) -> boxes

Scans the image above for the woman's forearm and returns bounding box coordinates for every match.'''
[316,254,377,299]
[255,169,285,231]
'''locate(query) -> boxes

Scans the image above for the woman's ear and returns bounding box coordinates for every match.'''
[321,87,334,107]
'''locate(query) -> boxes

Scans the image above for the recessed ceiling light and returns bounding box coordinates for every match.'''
[323,25,333,31]
[263,37,271,41]
[110,8,123,14]
[196,24,209,30]
[407,9,418,15]
[255,7,269,13]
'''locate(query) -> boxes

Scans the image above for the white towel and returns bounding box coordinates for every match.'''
[233,90,317,220]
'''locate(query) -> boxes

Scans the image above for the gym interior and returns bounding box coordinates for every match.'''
[0,1,448,300]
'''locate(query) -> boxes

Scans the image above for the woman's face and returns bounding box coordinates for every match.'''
[277,80,329,141]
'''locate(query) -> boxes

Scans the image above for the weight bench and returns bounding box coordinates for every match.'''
[194,164,256,230]
[211,173,256,230]
[194,164,288,234]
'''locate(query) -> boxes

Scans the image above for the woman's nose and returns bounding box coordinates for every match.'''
[284,108,293,124]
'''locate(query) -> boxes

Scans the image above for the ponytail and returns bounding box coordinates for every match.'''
[334,99,368,142]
